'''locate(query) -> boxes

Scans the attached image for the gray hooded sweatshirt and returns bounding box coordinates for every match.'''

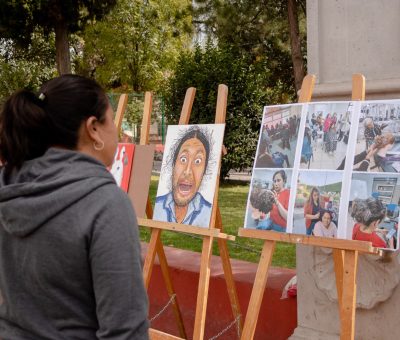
[0,148,149,339]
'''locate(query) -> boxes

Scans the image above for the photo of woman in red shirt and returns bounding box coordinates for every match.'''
[351,198,389,248]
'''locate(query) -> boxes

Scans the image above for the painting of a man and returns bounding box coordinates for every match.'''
[154,124,225,228]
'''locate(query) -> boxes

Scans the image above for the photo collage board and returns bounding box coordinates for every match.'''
[244,100,400,250]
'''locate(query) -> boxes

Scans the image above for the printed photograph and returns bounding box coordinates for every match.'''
[244,168,293,232]
[153,124,225,228]
[346,173,400,249]
[352,101,400,173]
[300,102,353,170]
[254,105,302,169]
[109,143,135,192]
[292,171,342,237]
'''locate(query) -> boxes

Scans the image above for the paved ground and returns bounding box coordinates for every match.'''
[302,134,348,170]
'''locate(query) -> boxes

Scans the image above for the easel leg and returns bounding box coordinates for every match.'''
[143,228,187,339]
[333,249,344,311]
[217,238,243,335]
[340,250,358,340]
[157,238,187,339]
[215,209,243,335]
[143,228,160,289]
[241,240,276,340]
[193,236,214,340]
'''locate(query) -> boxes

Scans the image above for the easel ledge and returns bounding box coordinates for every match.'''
[139,218,236,241]
[238,229,380,254]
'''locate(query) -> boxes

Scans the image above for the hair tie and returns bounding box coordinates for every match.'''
[38,93,46,101]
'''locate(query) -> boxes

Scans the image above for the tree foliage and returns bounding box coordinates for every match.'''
[163,44,293,179]
[0,31,57,104]
[193,0,306,97]
[81,0,192,92]
[0,0,117,74]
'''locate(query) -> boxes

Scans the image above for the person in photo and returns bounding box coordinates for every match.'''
[325,123,337,155]
[351,197,392,248]
[154,127,213,227]
[249,188,275,229]
[303,187,324,235]
[313,210,337,238]
[364,117,388,149]
[259,170,290,232]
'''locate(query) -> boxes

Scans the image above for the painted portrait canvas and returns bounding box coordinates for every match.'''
[153,124,225,228]
[109,143,135,192]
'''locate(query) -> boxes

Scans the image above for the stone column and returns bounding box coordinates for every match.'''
[290,246,400,340]
[307,0,400,100]
[291,1,400,339]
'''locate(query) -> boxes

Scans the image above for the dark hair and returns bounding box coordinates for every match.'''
[171,127,211,170]
[273,170,287,183]
[308,187,320,206]
[351,198,385,227]
[0,74,108,172]
[320,209,332,221]
[250,188,275,214]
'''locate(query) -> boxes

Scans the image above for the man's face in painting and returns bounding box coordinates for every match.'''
[172,137,206,207]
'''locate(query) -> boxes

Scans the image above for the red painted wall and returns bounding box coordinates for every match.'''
[143,243,297,340]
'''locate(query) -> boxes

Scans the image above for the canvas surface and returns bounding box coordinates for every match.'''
[153,124,225,228]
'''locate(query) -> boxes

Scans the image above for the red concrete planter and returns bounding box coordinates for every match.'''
[142,243,297,340]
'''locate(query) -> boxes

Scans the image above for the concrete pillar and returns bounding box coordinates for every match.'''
[291,246,400,340]
[291,1,400,338]
[307,0,400,100]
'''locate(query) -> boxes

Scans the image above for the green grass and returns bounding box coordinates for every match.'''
[140,176,296,269]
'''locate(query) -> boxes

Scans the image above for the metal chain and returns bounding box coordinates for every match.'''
[208,315,241,340]
[149,294,176,323]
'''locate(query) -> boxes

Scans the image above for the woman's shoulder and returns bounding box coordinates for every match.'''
[314,221,323,228]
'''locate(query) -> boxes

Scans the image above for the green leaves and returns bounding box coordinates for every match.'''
[163,44,295,179]
[81,0,193,92]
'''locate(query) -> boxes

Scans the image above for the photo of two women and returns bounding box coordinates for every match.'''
[292,171,342,237]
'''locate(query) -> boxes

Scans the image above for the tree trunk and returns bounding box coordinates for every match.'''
[287,0,305,93]
[55,20,71,75]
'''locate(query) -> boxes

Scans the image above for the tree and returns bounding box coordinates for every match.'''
[286,0,306,92]
[192,0,306,97]
[81,0,192,92]
[163,44,290,179]
[0,30,57,104]
[0,0,117,75]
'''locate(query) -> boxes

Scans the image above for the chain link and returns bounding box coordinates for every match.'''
[208,315,241,340]
[149,294,176,323]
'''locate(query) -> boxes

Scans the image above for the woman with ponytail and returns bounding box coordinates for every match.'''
[0,75,149,339]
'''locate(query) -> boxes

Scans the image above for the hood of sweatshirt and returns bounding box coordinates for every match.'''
[0,148,116,237]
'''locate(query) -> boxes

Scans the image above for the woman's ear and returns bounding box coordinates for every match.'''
[85,116,100,141]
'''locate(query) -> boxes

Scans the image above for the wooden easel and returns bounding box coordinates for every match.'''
[238,74,381,340]
[112,93,154,217]
[112,92,188,337]
[139,85,243,340]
